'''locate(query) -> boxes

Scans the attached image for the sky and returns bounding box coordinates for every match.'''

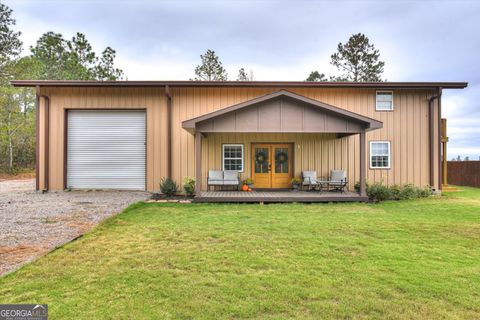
[5,0,480,160]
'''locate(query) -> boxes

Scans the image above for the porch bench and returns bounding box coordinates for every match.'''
[207,170,240,191]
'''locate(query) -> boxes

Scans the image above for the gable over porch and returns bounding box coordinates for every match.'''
[182,90,383,198]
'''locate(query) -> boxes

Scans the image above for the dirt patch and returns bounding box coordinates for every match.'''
[0,245,49,275]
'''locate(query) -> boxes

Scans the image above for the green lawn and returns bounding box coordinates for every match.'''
[1,188,480,319]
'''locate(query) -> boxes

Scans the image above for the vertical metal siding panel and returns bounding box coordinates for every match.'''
[159,87,168,190]
[185,88,193,180]
[407,94,414,184]
[146,89,154,191]
[393,91,400,185]
[413,93,419,187]
[172,88,180,185]
[400,92,407,184]
[50,88,63,189]
[422,93,429,186]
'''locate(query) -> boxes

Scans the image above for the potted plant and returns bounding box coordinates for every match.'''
[243,178,254,190]
[291,177,302,191]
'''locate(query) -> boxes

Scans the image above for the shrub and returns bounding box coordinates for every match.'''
[367,182,392,202]
[399,184,418,200]
[183,177,195,197]
[417,186,433,198]
[160,177,178,197]
[389,184,403,200]
[354,181,370,193]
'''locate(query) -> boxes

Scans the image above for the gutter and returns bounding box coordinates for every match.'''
[428,89,441,190]
[438,87,443,190]
[35,86,40,191]
[165,85,172,178]
[40,94,50,191]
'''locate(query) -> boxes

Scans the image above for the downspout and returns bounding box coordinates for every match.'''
[165,85,172,179]
[40,94,50,191]
[437,87,443,190]
[428,90,441,190]
[35,86,40,191]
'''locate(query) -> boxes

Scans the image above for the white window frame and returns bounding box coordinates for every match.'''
[222,144,244,172]
[376,91,394,111]
[370,141,391,169]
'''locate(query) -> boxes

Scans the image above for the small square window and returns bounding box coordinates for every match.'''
[222,144,244,172]
[370,141,391,169]
[376,91,393,111]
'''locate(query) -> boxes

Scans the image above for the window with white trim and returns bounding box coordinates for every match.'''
[376,91,393,111]
[222,144,244,171]
[370,141,391,169]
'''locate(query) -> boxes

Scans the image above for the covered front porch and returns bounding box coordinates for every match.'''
[182,90,382,202]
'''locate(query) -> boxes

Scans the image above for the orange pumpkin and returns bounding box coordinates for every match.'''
[241,184,249,191]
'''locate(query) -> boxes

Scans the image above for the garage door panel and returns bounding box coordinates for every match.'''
[67,110,146,190]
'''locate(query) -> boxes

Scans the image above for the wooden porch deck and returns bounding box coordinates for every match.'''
[194,190,368,203]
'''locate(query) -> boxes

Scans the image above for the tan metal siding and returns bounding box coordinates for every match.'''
[38,86,439,191]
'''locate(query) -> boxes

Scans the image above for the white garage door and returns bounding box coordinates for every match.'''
[67,110,146,190]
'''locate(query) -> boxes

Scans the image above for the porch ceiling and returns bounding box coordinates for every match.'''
[182,90,382,134]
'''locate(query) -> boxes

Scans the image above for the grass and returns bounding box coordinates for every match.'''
[1,188,480,319]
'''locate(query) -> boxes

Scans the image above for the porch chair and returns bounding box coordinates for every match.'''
[328,170,348,193]
[301,171,319,191]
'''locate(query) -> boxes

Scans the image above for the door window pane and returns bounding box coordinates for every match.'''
[275,148,289,173]
[254,147,269,173]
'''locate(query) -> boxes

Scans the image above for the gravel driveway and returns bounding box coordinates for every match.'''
[0,179,149,275]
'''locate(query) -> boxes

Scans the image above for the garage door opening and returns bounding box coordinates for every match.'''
[67,110,146,190]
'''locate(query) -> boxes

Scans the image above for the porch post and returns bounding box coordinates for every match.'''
[195,132,202,195]
[359,131,367,196]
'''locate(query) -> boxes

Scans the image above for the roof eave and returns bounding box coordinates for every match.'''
[10,80,469,89]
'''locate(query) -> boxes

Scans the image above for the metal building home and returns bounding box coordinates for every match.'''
[12,80,467,202]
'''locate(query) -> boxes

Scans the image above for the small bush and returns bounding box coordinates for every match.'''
[389,184,403,200]
[291,177,302,185]
[354,181,370,193]
[160,177,178,197]
[183,177,195,197]
[417,186,433,198]
[243,178,254,185]
[367,182,392,202]
[399,184,418,200]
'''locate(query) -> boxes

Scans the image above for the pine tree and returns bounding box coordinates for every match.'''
[237,68,249,81]
[0,2,22,82]
[330,33,385,82]
[305,71,328,82]
[194,49,228,81]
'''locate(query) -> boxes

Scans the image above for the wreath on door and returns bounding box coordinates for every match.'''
[276,151,288,165]
[255,151,268,164]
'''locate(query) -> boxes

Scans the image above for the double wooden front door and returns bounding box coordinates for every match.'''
[252,143,293,188]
